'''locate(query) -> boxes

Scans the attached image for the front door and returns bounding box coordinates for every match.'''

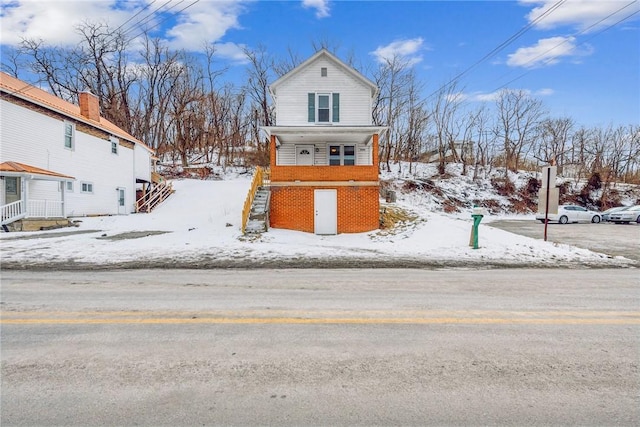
[4,177,21,204]
[314,189,337,235]
[117,188,126,214]
[296,145,314,165]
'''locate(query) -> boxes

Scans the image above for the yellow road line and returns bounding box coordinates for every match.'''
[3,309,639,318]
[2,317,639,325]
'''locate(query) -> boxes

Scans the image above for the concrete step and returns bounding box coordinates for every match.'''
[245,219,267,234]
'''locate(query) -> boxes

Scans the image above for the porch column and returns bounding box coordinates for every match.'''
[60,181,66,218]
[21,177,28,217]
[372,133,379,167]
[270,135,277,168]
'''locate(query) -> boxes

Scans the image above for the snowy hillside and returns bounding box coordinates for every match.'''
[379,162,640,218]
[1,162,637,269]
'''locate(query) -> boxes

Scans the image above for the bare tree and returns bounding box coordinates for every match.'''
[494,89,546,175]
[131,36,183,151]
[272,46,303,77]
[243,44,274,164]
[0,46,25,77]
[429,83,462,175]
[534,117,574,173]
[372,54,414,172]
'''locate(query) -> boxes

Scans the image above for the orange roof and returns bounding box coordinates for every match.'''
[0,72,154,153]
[0,161,75,180]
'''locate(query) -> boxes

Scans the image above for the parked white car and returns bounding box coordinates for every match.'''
[601,206,629,222]
[608,205,640,224]
[535,205,602,224]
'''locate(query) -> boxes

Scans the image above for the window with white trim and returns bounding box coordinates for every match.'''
[81,182,94,193]
[66,181,74,192]
[308,92,339,123]
[64,121,75,149]
[111,137,119,155]
[329,145,355,166]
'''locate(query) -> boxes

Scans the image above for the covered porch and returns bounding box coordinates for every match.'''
[1,162,75,227]
[262,125,387,184]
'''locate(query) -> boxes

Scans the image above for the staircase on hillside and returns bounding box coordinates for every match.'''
[136,173,174,213]
[245,186,270,234]
[242,167,270,234]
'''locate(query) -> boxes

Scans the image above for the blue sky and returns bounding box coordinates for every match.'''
[1,0,639,127]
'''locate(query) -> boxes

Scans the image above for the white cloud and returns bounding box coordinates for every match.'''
[0,0,249,52]
[302,0,330,19]
[535,88,555,96]
[522,0,640,31]
[370,38,425,66]
[0,0,138,45]
[164,1,246,51]
[212,42,248,64]
[462,88,553,102]
[507,36,580,68]
[446,92,468,103]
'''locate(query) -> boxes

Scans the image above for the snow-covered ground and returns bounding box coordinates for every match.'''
[0,174,634,269]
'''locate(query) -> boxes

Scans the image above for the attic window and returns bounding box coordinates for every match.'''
[321,67,327,77]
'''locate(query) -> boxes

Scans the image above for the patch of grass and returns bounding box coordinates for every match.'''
[379,205,418,230]
[374,204,424,240]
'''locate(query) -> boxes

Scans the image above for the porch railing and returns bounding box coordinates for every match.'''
[1,200,26,225]
[136,182,174,213]
[27,199,64,218]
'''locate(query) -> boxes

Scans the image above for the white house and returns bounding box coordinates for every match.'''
[0,72,154,227]
[260,49,387,234]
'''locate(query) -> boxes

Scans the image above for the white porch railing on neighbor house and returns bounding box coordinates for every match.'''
[27,199,64,218]
[1,199,65,226]
[1,200,26,225]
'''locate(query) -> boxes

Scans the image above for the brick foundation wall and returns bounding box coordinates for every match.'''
[270,185,379,233]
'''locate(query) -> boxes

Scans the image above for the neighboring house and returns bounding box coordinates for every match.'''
[0,72,154,227]
[261,49,387,234]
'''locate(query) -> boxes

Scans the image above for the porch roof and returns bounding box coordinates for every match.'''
[0,161,75,181]
[261,125,388,146]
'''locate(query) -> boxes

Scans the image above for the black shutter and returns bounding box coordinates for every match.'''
[308,93,315,122]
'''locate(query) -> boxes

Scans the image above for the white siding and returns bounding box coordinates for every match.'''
[1,99,140,216]
[134,143,152,182]
[277,143,369,166]
[274,57,372,126]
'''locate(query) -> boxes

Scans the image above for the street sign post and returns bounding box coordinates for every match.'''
[539,165,559,242]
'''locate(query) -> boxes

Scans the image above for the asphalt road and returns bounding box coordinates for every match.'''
[2,269,639,426]
[488,219,640,262]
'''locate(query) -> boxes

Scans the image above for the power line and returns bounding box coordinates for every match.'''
[127,0,201,42]
[424,0,567,101]
[110,0,158,35]
[119,0,181,40]
[490,0,639,93]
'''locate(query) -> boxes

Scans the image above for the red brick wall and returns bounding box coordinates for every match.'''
[268,133,381,234]
[270,185,379,233]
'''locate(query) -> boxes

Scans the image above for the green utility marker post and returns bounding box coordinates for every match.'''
[470,206,486,249]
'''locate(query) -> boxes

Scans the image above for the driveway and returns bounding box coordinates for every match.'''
[488,220,640,262]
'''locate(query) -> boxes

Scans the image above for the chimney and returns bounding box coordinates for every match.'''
[79,91,100,121]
